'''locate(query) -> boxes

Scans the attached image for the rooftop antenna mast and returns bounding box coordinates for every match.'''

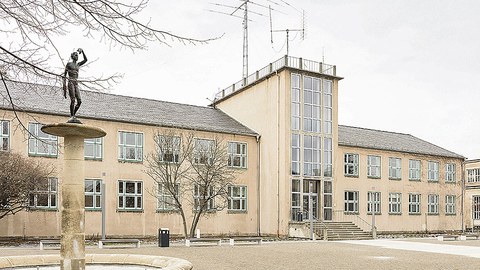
[208,1,271,80]
[270,6,305,56]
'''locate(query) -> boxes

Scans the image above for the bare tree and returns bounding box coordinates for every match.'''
[0,151,54,219]
[145,131,238,238]
[0,0,218,131]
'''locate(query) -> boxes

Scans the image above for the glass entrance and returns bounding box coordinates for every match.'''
[302,180,319,220]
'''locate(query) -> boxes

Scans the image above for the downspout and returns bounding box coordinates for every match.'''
[461,159,465,233]
[256,135,261,236]
[276,70,281,237]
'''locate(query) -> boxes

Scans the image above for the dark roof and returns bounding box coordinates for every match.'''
[338,125,464,159]
[0,81,258,137]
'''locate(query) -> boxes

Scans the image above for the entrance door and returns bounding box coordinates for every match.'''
[302,180,319,220]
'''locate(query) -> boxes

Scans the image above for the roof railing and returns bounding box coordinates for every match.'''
[214,55,336,101]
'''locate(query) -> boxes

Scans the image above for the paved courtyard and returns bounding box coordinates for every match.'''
[1,238,479,269]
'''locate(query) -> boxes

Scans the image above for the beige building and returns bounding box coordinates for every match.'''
[0,56,467,238]
[466,159,480,230]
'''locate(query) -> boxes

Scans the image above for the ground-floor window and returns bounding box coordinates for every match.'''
[344,191,359,214]
[428,194,439,214]
[157,183,179,211]
[473,196,480,220]
[118,180,142,210]
[445,195,456,215]
[193,185,215,211]
[228,185,247,211]
[29,178,57,209]
[389,193,402,214]
[85,179,102,210]
[323,180,333,220]
[367,191,381,214]
[409,193,421,214]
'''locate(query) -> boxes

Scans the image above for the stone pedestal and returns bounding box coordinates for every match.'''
[42,123,106,270]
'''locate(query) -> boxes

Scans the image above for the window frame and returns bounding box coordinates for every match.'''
[228,185,247,212]
[228,141,247,169]
[194,138,215,165]
[388,157,402,180]
[118,131,143,162]
[302,76,321,133]
[291,134,301,176]
[445,195,456,215]
[84,138,103,160]
[28,123,58,157]
[388,192,402,214]
[445,163,456,183]
[0,120,9,151]
[157,135,181,163]
[367,155,381,179]
[117,180,143,211]
[344,153,359,177]
[408,193,421,215]
[29,177,58,210]
[468,169,480,183]
[408,159,421,181]
[367,191,381,214]
[344,191,359,214]
[85,179,102,210]
[427,194,439,215]
[427,161,439,182]
[303,135,321,177]
[193,184,215,211]
[157,183,179,212]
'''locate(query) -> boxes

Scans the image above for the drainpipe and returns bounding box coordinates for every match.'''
[256,135,261,236]
[276,70,281,237]
[461,160,465,233]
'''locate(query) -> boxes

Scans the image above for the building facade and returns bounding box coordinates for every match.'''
[466,159,480,230]
[0,56,468,238]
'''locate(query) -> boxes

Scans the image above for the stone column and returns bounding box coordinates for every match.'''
[42,123,106,270]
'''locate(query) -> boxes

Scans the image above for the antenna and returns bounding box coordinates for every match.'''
[208,1,280,80]
[269,6,306,56]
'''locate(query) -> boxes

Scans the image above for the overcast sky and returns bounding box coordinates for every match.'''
[52,0,480,159]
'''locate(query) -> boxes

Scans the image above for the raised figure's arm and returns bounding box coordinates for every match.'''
[78,49,87,66]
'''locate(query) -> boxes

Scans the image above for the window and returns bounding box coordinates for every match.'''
[344,153,359,177]
[367,191,381,214]
[157,183,179,211]
[367,156,381,178]
[0,120,9,151]
[323,137,333,177]
[445,195,456,215]
[427,161,439,182]
[389,158,401,180]
[428,194,439,214]
[118,180,142,210]
[323,180,333,220]
[85,179,102,210]
[228,142,247,168]
[409,194,421,214]
[193,185,214,211]
[291,134,300,175]
[468,169,480,183]
[228,185,247,211]
[84,138,103,160]
[344,191,359,214]
[389,193,402,214]
[304,135,321,176]
[409,160,421,181]
[473,196,480,220]
[118,131,143,162]
[29,178,57,209]
[445,163,456,183]
[303,76,321,132]
[323,80,333,135]
[291,179,301,221]
[28,123,58,157]
[194,139,214,165]
[157,135,181,163]
[291,74,301,130]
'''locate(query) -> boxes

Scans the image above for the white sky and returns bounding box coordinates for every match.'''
[51,0,480,159]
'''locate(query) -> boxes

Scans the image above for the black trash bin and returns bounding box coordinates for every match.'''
[159,228,169,247]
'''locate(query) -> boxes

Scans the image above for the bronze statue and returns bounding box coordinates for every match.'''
[63,48,87,123]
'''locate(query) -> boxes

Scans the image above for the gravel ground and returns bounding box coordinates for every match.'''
[1,239,480,270]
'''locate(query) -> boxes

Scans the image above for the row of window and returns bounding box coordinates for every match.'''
[1,121,248,168]
[29,178,248,212]
[344,191,456,215]
[344,153,456,182]
[291,135,333,177]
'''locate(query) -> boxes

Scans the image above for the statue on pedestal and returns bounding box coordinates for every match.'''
[63,48,87,123]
